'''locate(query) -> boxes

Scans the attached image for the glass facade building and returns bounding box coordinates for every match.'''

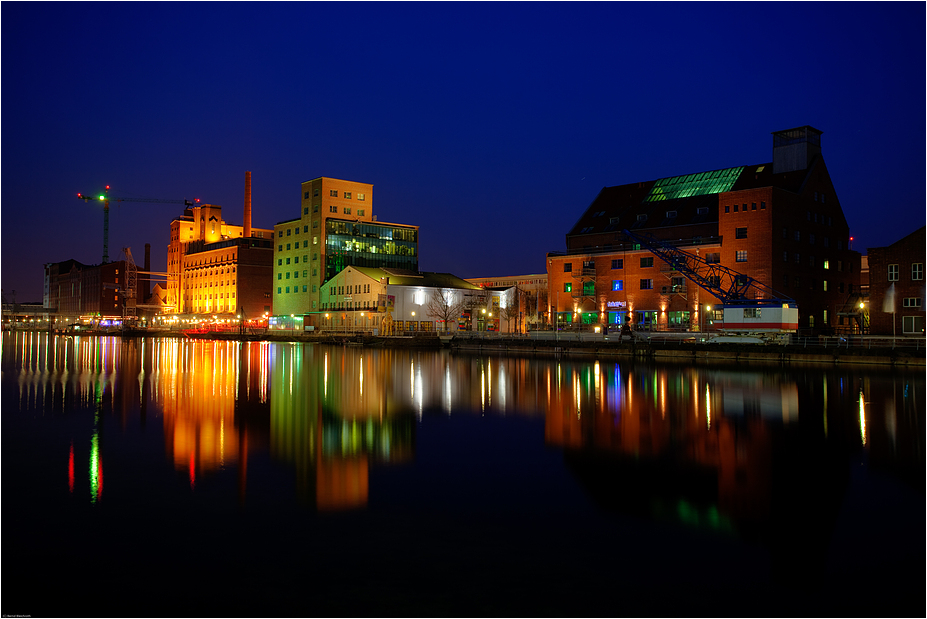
[325,220,418,280]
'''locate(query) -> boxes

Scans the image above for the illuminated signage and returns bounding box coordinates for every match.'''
[606,301,627,309]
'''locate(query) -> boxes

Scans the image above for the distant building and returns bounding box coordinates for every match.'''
[272,177,419,318]
[866,226,925,336]
[465,274,548,332]
[166,172,275,318]
[547,126,861,334]
[44,258,137,324]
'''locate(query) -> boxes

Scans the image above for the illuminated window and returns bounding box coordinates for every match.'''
[564,283,572,292]
[358,209,365,216]
[344,192,352,199]
[823,260,829,270]
[357,193,365,201]
[330,206,337,213]
[612,280,623,291]
[330,190,338,197]
[736,250,747,262]
[344,207,351,214]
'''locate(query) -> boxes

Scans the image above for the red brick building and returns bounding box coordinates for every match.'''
[44,258,136,319]
[866,226,925,336]
[547,126,861,334]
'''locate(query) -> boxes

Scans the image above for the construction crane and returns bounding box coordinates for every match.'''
[622,229,798,338]
[77,186,199,264]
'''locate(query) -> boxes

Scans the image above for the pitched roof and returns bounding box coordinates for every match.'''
[567,159,814,237]
[343,266,481,290]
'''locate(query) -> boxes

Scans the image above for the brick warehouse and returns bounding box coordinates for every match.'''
[866,226,926,336]
[547,126,861,334]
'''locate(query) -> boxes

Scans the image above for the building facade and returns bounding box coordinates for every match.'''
[548,126,861,334]
[44,258,135,321]
[298,266,510,333]
[866,226,925,336]
[166,173,274,317]
[465,274,549,333]
[272,177,419,317]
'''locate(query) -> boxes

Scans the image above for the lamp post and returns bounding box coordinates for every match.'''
[703,304,711,338]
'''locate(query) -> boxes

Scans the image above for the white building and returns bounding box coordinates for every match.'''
[309,267,512,333]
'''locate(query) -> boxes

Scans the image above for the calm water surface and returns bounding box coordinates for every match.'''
[2,331,923,616]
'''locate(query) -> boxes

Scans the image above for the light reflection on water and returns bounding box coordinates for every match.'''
[2,330,924,615]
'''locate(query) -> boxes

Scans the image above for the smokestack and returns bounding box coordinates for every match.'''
[143,243,151,302]
[244,171,252,238]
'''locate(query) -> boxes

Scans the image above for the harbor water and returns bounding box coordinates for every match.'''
[2,331,923,616]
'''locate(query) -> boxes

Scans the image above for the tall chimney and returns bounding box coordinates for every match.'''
[244,171,252,238]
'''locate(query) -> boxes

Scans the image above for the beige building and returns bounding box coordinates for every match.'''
[273,177,418,318]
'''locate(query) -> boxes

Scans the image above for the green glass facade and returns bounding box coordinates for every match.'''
[325,220,418,281]
[645,166,744,202]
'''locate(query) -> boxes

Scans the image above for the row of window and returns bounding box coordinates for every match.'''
[188,292,236,300]
[783,228,840,248]
[724,201,766,213]
[328,284,372,296]
[888,263,924,281]
[278,255,317,266]
[279,241,319,252]
[303,190,367,201]
[279,222,321,237]
[782,275,849,293]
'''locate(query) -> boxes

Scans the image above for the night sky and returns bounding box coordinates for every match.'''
[2,2,924,303]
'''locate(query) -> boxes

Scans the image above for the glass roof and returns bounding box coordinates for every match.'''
[644,166,745,202]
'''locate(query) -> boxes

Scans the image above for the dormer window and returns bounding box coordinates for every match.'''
[665,210,677,218]
[697,207,708,215]
[637,214,647,222]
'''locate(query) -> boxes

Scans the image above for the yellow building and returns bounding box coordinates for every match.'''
[273,177,418,319]
[166,202,274,316]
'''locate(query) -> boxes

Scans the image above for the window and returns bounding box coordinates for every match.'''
[303,225,308,233]
[344,207,351,214]
[637,214,647,222]
[706,252,720,264]
[277,273,282,280]
[724,205,730,213]
[583,281,594,295]
[611,259,623,269]
[823,280,828,292]
[903,316,925,334]
[278,230,283,238]
[782,227,788,239]
[303,206,309,214]
[564,283,572,292]
[564,263,572,273]
[735,227,747,239]
[277,287,281,294]
[330,190,338,197]
[344,192,351,199]
[612,280,623,291]
[823,260,829,270]
[809,256,815,267]
[314,188,320,197]
[330,206,337,213]
[744,308,761,319]
[358,209,365,216]
[303,270,308,278]
[313,204,319,213]
[888,264,899,281]
[357,193,365,201]
[809,233,815,245]
[783,251,789,262]
[751,202,756,210]
[795,253,801,264]
[794,231,801,241]
[640,257,653,268]
[761,201,766,210]
[640,279,653,290]
[913,263,924,280]
[823,237,829,248]
[733,204,738,212]
[286,243,291,250]
[277,259,282,266]
[287,228,292,236]
[286,257,291,265]
[903,297,922,308]
[304,192,310,200]
[736,250,747,262]
[286,272,290,279]
[303,240,308,248]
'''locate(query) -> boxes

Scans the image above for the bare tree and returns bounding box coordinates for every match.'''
[500,289,519,333]
[426,289,465,332]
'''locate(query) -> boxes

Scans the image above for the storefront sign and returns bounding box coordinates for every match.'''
[606,301,627,308]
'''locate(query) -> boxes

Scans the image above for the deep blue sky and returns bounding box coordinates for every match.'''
[2,2,924,302]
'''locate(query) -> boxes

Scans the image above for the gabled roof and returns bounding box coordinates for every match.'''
[567,159,815,237]
[337,266,481,290]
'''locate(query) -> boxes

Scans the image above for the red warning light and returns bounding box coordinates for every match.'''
[105,185,110,190]
[195,198,200,203]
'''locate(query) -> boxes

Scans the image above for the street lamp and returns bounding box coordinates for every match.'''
[703,304,711,336]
